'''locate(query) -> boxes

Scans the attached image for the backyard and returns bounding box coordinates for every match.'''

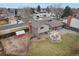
[27,33,79,56]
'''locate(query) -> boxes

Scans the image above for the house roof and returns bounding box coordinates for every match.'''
[32,21,47,28]
[0,23,29,35]
[32,19,64,28]
[45,20,64,27]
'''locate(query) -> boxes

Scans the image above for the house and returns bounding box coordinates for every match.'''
[31,18,64,36]
[42,20,64,30]
[31,20,49,35]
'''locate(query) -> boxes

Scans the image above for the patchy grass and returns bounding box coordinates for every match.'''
[28,34,79,56]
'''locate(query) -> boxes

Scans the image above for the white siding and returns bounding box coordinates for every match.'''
[70,18,79,29]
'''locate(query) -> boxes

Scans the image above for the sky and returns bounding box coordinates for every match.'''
[0,3,79,8]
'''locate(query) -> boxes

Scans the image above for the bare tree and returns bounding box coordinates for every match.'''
[30,8,35,14]
[49,3,63,20]
[46,6,50,13]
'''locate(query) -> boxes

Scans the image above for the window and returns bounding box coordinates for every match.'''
[45,32,48,34]
[48,20,52,22]
[37,16,39,19]
[40,27,44,29]
[44,15,46,17]
[37,16,39,18]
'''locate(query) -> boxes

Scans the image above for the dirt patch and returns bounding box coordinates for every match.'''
[32,34,49,42]
[0,42,5,56]
[0,36,31,56]
[0,20,8,25]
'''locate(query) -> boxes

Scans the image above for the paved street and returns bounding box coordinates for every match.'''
[0,23,28,31]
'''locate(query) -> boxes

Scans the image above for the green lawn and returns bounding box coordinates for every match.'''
[27,34,79,56]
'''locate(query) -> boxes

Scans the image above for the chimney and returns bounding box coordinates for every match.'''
[67,16,72,27]
[28,21,32,33]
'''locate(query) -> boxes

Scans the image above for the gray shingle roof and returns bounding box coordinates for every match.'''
[32,19,64,28]
[45,20,64,27]
[32,20,45,28]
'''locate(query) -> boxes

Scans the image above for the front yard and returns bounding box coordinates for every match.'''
[27,34,79,56]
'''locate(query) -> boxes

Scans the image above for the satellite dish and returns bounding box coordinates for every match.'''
[50,30,61,43]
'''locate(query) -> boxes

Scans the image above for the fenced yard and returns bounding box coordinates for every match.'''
[27,34,79,56]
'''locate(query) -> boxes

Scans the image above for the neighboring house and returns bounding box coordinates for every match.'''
[7,8,15,16]
[63,17,79,30]
[73,13,79,19]
[17,8,32,18]
[34,8,47,13]
[70,18,79,29]
[72,9,79,19]
[0,23,29,36]
[0,8,32,19]
[8,16,24,25]
[0,8,15,18]
[0,18,8,25]
[32,13,56,20]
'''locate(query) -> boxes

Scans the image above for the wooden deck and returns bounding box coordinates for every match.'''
[0,23,29,36]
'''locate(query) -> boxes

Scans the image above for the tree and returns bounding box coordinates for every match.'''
[30,8,35,14]
[8,8,10,12]
[46,6,50,13]
[49,4,62,20]
[15,9,19,24]
[37,5,41,12]
[61,6,73,18]
[15,9,17,17]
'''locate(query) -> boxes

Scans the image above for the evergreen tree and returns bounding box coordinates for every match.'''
[15,9,17,16]
[61,6,73,18]
[37,5,41,12]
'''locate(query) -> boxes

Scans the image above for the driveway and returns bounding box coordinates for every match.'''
[58,28,79,35]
